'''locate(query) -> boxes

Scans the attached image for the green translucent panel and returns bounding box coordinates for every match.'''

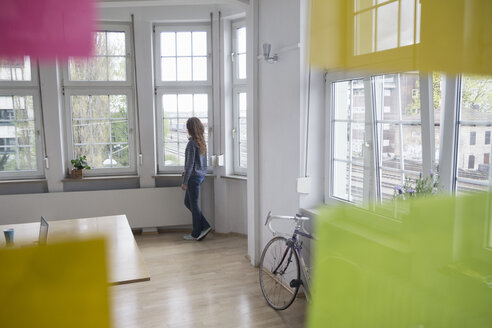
[308,193,492,327]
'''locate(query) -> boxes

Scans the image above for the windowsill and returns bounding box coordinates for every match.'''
[62,175,139,182]
[153,174,216,178]
[220,175,247,181]
[0,178,47,184]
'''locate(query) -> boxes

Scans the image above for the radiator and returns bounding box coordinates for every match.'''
[0,187,191,228]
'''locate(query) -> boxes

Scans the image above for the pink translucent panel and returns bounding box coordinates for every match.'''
[0,0,95,60]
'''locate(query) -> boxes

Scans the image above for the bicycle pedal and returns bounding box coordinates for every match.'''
[290,279,302,288]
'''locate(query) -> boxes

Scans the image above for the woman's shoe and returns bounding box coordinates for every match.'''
[183,234,197,241]
[197,227,212,241]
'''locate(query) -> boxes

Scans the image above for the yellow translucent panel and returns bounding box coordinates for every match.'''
[311,0,492,75]
[0,238,110,328]
[308,193,492,327]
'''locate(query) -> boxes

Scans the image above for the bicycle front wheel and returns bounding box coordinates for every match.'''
[259,236,300,310]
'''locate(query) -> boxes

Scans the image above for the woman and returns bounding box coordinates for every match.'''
[181,117,211,241]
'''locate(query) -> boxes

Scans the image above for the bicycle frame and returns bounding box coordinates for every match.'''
[265,212,315,302]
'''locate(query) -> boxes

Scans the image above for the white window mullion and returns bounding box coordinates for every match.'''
[419,73,435,178]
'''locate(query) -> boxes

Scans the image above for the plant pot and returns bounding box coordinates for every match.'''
[71,169,83,179]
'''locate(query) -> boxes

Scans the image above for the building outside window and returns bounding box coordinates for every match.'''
[0,57,45,179]
[154,24,212,172]
[455,75,492,193]
[232,21,247,174]
[470,131,476,145]
[63,25,135,176]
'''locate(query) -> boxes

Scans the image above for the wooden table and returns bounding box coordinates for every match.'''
[0,215,150,285]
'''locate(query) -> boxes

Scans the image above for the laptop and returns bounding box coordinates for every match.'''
[39,216,49,245]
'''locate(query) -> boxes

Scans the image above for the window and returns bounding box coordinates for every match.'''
[0,57,44,179]
[373,73,422,201]
[484,153,489,165]
[470,131,476,145]
[455,75,492,193]
[154,25,212,172]
[331,79,366,204]
[232,21,247,174]
[63,24,136,175]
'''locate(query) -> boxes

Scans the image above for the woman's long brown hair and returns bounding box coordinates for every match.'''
[186,117,207,155]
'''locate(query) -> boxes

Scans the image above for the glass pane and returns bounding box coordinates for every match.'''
[14,96,34,120]
[239,118,247,144]
[0,96,13,110]
[18,147,36,170]
[89,57,108,81]
[192,31,207,56]
[239,92,247,117]
[400,0,415,47]
[1,152,18,171]
[108,57,126,81]
[355,0,374,12]
[456,180,489,195]
[333,122,349,160]
[73,145,91,164]
[72,121,91,144]
[164,143,179,165]
[192,57,207,81]
[178,119,188,143]
[111,121,128,143]
[16,121,35,146]
[177,94,193,118]
[332,160,349,200]
[176,32,192,56]
[377,2,398,51]
[161,58,176,81]
[194,94,208,117]
[402,125,422,171]
[163,94,177,117]
[69,58,89,81]
[94,32,107,56]
[380,169,402,202]
[460,75,492,121]
[177,57,192,81]
[112,144,129,167]
[434,125,440,171]
[107,32,125,56]
[355,10,374,55]
[380,123,401,169]
[237,54,246,79]
[178,143,186,166]
[433,72,443,124]
[456,125,490,184]
[92,120,110,143]
[239,142,247,168]
[400,73,420,120]
[161,32,176,57]
[0,57,31,81]
[201,118,209,145]
[163,118,178,143]
[351,163,364,204]
[110,95,127,119]
[236,27,246,53]
[333,81,350,120]
[92,144,111,168]
[352,122,365,162]
[92,95,109,118]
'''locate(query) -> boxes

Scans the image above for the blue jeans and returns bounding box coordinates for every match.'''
[184,175,210,238]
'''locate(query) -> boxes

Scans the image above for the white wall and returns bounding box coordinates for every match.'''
[257,0,302,250]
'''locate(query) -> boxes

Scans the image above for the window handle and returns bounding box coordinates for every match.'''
[232,128,236,139]
[231,52,235,62]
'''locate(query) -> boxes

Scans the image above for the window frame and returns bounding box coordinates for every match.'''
[232,86,247,175]
[155,87,213,173]
[154,23,213,173]
[154,24,212,88]
[0,87,45,179]
[62,24,133,88]
[63,88,137,176]
[62,23,137,176]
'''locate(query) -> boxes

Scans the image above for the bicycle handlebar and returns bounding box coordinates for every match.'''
[265,211,311,236]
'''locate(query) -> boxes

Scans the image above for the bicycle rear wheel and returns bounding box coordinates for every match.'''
[259,236,300,310]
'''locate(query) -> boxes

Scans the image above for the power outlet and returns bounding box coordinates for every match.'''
[297,177,311,194]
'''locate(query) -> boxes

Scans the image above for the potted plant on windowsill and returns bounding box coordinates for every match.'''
[71,155,91,179]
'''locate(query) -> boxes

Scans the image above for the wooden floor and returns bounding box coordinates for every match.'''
[111,231,307,328]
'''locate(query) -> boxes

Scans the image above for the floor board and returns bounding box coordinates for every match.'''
[111,231,306,328]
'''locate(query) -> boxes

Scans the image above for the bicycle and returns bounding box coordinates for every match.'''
[259,211,315,310]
